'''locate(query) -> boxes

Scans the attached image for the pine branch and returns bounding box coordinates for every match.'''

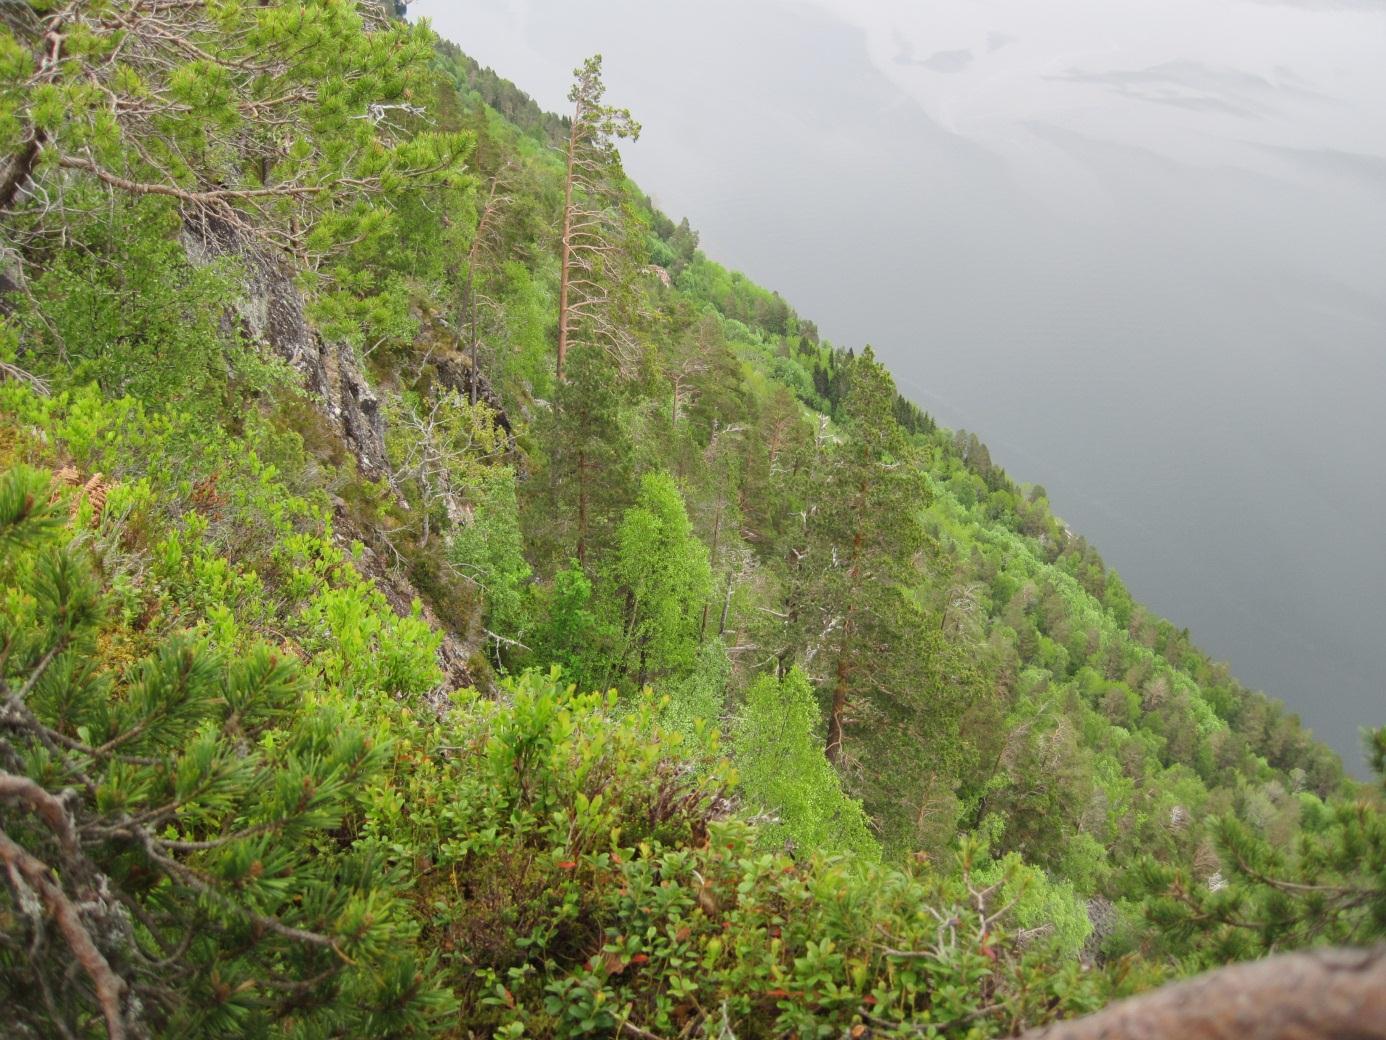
[0,827,134,1040]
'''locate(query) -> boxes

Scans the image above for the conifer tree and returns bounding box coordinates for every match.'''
[556,54,642,379]
[811,349,930,765]
[538,342,633,567]
[1140,732,1386,967]
[774,349,983,851]
[0,467,451,1038]
[0,1,466,257]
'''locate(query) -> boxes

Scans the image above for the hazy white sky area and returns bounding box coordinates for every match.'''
[417,0,1386,770]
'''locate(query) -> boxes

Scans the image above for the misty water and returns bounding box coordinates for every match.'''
[427,0,1386,772]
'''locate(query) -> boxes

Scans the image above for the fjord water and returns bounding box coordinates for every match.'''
[432,0,1386,771]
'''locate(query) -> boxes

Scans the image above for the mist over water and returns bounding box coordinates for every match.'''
[420,0,1386,772]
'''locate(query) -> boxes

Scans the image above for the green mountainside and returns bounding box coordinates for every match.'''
[1,5,1381,1038]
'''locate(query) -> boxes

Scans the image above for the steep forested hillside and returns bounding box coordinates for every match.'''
[1,5,1381,1038]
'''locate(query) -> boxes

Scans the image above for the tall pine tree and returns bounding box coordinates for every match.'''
[556,55,642,379]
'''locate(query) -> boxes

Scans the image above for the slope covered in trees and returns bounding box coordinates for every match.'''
[1,4,1381,1037]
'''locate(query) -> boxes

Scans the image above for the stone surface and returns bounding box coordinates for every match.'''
[182,214,388,475]
[1023,946,1386,1040]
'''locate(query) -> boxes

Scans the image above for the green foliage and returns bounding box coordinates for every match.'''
[1139,737,1386,967]
[497,258,557,397]
[449,463,532,643]
[1,11,1372,1037]
[23,198,289,413]
[658,640,731,742]
[0,0,481,470]
[735,668,879,859]
[376,669,1128,1039]
[526,562,617,694]
[531,343,634,567]
[0,464,453,1038]
[605,471,712,687]
[973,853,1093,960]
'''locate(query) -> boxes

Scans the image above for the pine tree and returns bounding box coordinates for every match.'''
[556,55,642,379]
[0,466,452,1038]
[811,349,930,765]
[0,1,470,388]
[774,349,984,852]
[535,342,634,568]
[1140,736,1386,967]
[0,1,467,258]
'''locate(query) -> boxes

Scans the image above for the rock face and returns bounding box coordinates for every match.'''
[182,215,489,700]
[182,215,388,475]
[428,347,513,440]
[1023,945,1386,1040]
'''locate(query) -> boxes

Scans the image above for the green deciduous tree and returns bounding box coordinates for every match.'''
[734,668,878,859]
[449,463,531,651]
[607,471,712,688]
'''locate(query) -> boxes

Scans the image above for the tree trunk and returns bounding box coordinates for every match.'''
[463,265,479,406]
[1021,945,1386,1040]
[557,115,579,381]
[825,644,850,766]
[576,448,589,565]
[0,132,45,214]
[0,18,66,215]
[699,503,724,641]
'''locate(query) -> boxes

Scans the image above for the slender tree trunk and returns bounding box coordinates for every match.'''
[698,502,724,641]
[557,115,579,381]
[0,132,45,214]
[576,449,589,565]
[463,266,480,405]
[826,626,852,766]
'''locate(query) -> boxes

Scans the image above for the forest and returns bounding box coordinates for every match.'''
[0,3,1382,1038]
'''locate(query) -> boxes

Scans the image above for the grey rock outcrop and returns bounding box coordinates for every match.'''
[182,214,387,474]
